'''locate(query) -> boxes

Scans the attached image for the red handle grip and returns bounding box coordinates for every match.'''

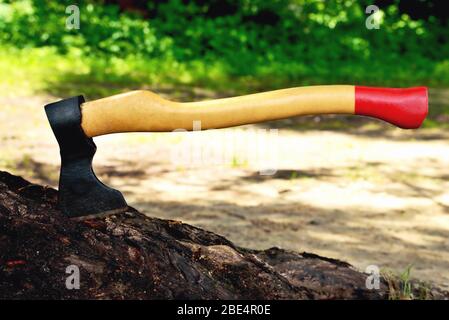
[355,86,428,129]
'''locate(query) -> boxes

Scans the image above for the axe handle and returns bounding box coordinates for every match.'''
[80,85,428,137]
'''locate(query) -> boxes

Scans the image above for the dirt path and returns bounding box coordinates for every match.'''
[1,92,448,290]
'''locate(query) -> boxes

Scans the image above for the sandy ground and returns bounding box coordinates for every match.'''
[1,91,449,290]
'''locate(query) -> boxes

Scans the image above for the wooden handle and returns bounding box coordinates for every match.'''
[80,85,428,137]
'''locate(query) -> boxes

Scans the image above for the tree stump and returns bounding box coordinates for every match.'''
[0,171,446,299]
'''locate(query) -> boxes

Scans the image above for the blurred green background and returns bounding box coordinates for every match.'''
[0,0,448,125]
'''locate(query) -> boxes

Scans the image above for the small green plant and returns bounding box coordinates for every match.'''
[381,264,432,300]
[399,264,413,299]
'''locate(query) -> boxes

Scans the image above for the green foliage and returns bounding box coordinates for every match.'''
[0,0,448,90]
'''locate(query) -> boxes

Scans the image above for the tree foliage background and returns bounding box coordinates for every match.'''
[0,0,448,93]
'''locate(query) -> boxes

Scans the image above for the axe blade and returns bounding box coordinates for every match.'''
[45,96,128,219]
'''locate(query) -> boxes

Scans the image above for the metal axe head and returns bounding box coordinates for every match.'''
[44,96,127,219]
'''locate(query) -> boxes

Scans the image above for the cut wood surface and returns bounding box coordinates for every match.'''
[0,171,447,299]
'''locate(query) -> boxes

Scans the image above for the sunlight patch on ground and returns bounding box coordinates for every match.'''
[285,182,433,211]
[306,230,360,244]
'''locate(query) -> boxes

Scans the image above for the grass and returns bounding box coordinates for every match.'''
[382,265,432,300]
[0,46,218,98]
[230,155,249,169]
[0,45,277,99]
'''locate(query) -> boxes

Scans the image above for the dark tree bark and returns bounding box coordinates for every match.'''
[0,171,446,300]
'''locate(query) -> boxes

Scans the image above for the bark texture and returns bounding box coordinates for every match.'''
[0,171,446,299]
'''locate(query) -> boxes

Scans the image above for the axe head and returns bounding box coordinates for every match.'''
[45,96,128,219]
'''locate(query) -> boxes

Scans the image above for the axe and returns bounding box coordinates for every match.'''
[44,85,428,219]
